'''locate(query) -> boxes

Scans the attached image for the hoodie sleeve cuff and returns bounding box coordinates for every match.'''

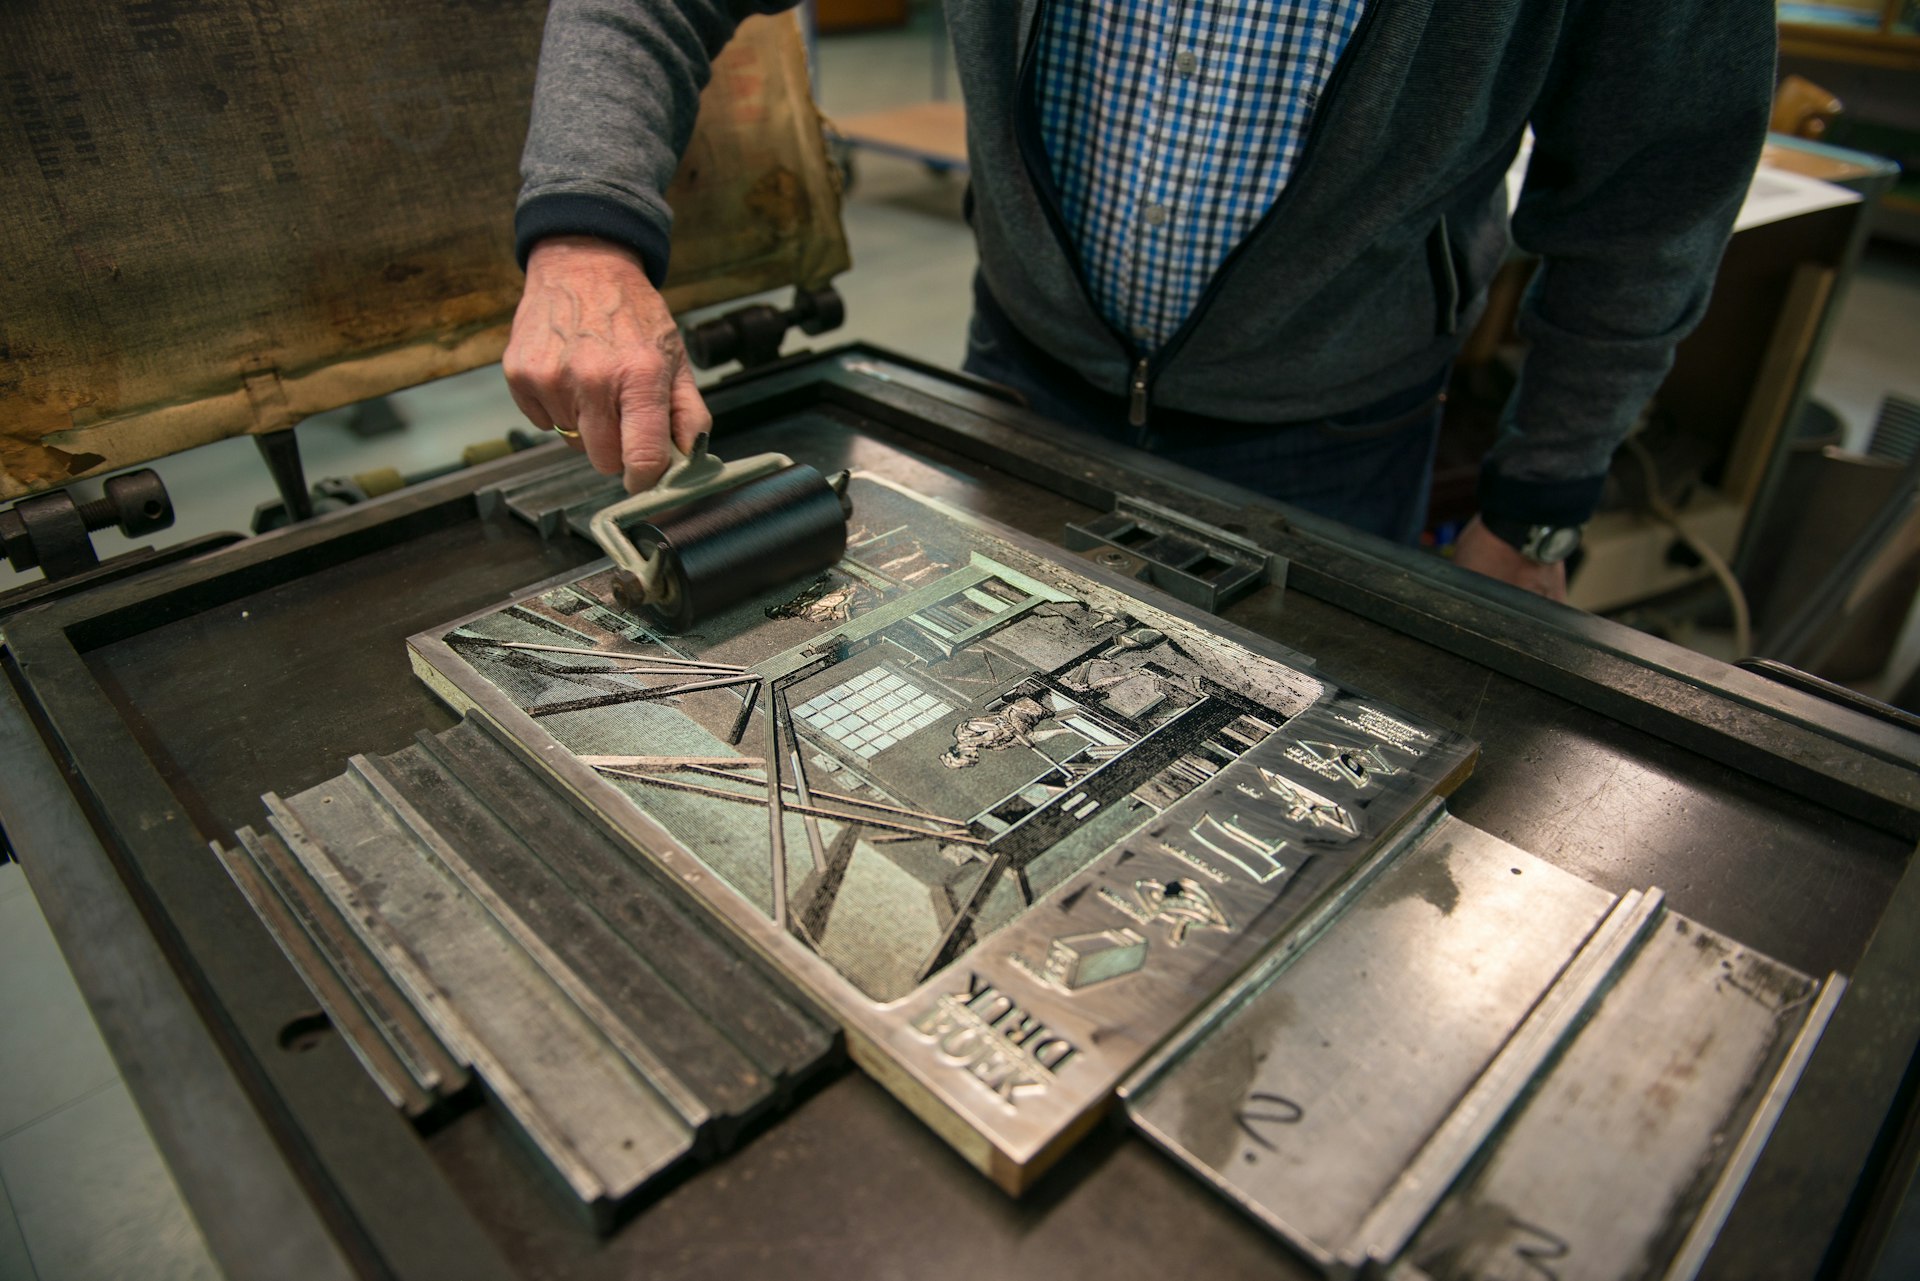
[1477,462,1607,529]
[514,193,672,284]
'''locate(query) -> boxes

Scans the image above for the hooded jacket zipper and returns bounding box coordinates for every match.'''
[1128,359,1151,427]
[1010,0,1390,435]
[1142,0,1388,399]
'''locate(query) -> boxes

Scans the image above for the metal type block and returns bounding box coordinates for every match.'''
[216,829,467,1118]
[1125,815,1621,1273]
[411,718,837,1086]
[1404,914,1841,1281]
[1064,495,1275,614]
[476,456,623,539]
[265,772,696,1226]
[408,475,1476,1192]
[363,743,783,1138]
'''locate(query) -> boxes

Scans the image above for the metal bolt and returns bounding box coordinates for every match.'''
[76,497,119,528]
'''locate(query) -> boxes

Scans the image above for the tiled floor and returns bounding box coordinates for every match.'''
[0,863,219,1281]
[4,14,1920,1281]
[1813,240,1920,455]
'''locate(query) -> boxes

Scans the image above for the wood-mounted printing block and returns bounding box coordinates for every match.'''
[409,476,1479,1192]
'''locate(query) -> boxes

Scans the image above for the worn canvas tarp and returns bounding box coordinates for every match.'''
[1,4,848,499]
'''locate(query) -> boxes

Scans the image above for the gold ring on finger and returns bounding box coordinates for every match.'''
[552,423,580,440]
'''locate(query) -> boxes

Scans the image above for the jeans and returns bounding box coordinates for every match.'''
[960,276,1446,545]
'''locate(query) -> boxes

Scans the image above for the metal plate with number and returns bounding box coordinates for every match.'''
[1124,813,1844,1279]
[1125,816,1619,1272]
[1404,913,1842,1281]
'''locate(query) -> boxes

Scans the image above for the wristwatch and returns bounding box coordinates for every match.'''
[1482,515,1582,565]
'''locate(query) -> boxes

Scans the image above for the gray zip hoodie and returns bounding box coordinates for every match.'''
[516,0,1775,528]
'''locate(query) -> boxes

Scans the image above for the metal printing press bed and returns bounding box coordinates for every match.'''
[5,346,1920,1281]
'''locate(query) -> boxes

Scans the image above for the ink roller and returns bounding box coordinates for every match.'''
[588,434,852,632]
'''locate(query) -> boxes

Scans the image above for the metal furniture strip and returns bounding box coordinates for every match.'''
[231,825,469,1100]
[1663,977,1848,1281]
[416,716,837,1085]
[1406,913,1827,1281]
[217,830,438,1116]
[367,738,797,1132]
[1356,888,1668,1264]
[267,773,695,1222]
[347,754,716,1134]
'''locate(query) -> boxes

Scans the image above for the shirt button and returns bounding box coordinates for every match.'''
[1174,50,1199,76]
[1131,324,1151,340]
[1142,202,1169,226]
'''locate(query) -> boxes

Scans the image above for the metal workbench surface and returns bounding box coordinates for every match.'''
[3,347,1916,1281]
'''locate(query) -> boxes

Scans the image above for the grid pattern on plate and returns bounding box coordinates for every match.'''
[795,670,955,760]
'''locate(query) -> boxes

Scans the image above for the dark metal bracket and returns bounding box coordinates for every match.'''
[1064,496,1277,615]
[253,428,314,526]
[683,285,845,371]
[0,469,174,582]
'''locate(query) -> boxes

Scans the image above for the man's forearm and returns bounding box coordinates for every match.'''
[1482,0,1775,530]
[508,3,795,494]
[515,0,799,278]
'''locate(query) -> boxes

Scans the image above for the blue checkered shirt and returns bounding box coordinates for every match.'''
[1036,0,1370,353]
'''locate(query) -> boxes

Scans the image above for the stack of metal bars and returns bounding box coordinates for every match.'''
[214,827,472,1122]
[218,713,838,1230]
[476,452,625,541]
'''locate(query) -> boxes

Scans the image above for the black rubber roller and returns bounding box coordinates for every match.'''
[624,463,850,632]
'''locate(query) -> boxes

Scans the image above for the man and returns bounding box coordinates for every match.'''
[503,1,1775,602]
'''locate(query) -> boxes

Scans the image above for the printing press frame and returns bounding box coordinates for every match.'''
[4,344,1919,1281]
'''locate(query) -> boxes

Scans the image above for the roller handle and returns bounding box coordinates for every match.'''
[655,433,723,490]
[587,437,797,604]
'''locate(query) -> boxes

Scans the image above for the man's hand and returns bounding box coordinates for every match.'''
[1452,515,1569,603]
[503,236,711,492]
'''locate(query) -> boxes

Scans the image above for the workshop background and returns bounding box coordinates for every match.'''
[4,4,1920,1279]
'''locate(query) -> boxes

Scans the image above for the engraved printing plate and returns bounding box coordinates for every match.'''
[408,476,1477,1191]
